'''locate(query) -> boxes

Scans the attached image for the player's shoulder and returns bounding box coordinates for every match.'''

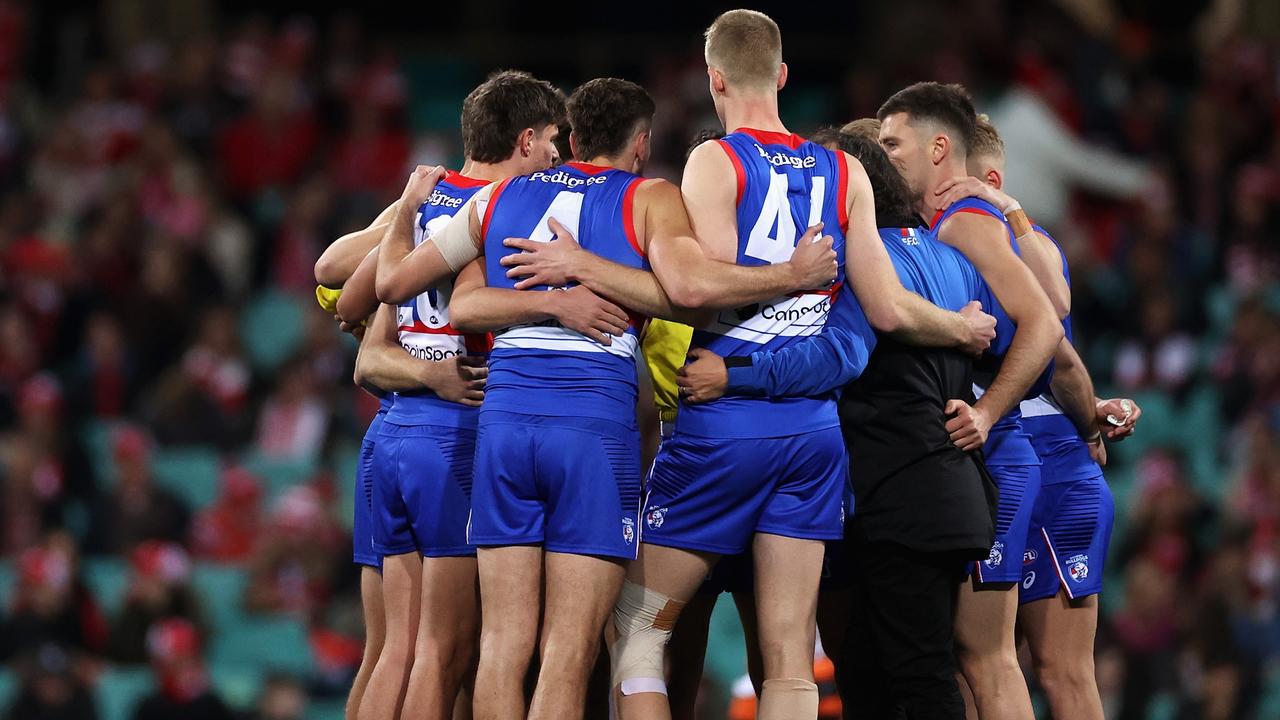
[633,176,680,204]
[942,196,1005,221]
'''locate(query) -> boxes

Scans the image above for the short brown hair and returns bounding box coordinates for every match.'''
[971,114,1005,162]
[704,9,782,90]
[877,82,978,156]
[840,118,882,142]
[461,70,566,164]
[567,78,656,161]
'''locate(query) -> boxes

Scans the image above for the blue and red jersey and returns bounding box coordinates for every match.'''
[679,129,851,439]
[480,162,649,427]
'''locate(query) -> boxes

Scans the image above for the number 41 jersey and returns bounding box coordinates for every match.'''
[679,128,850,439]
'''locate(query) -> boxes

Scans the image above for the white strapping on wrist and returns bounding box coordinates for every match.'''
[1002,200,1023,216]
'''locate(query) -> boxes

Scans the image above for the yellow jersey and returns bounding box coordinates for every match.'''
[641,319,693,423]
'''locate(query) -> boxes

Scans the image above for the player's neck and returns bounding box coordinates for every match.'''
[459,158,522,183]
[916,158,969,218]
[722,94,787,135]
[579,155,632,173]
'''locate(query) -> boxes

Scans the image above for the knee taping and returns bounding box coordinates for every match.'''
[758,678,819,720]
[608,581,685,696]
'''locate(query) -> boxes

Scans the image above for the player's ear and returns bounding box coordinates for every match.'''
[568,132,579,162]
[932,134,948,165]
[985,168,1002,190]
[776,62,788,91]
[708,66,726,95]
[518,127,536,158]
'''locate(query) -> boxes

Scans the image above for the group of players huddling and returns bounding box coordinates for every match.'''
[312,9,1142,720]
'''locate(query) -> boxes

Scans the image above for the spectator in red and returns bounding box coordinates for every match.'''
[244,486,342,620]
[132,619,235,720]
[254,355,328,461]
[109,541,205,664]
[217,71,318,203]
[146,306,251,448]
[0,540,108,661]
[192,466,263,562]
[85,426,190,555]
[64,311,138,419]
[1,375,96,555]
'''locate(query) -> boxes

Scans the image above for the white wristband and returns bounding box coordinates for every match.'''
[1002,200,1023,216]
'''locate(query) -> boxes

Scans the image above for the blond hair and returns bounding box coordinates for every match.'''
[971,114,1005,163]
[704,10,782,90]
[841,118,881,142]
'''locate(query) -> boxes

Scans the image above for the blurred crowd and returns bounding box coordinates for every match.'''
[0,1,1275,719]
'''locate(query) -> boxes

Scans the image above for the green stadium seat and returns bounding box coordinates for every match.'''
[242,452,320,501]
[0,668,16,711]
[191,563,249,631]
[209,661,262,711]
[703,595,748,690]
[209,616,313,678]
[0,560,13,612]
[151,445,223,509]
[83,557,131,617]
[95,666,156,720]
[81,419,126,486]
[309,698,348,720]
[240,291,305,373]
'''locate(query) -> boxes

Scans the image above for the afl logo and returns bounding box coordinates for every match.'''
[1023,549,1037,565]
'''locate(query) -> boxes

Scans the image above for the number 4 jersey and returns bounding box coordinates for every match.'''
[385,170,492,429]
[679,129,850,439]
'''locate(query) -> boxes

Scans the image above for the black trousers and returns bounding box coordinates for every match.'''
[838,538,970,719]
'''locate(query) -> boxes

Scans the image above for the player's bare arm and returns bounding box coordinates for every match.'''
[1049,338,1106,464]
[354,304,486,407]
[374,165,465,304]
[336,247,380,324]
[314,199,400,288]
[935,176,1071,320]
[937,212,1063,450]
[840,154,995,353]
[449,257,632,346]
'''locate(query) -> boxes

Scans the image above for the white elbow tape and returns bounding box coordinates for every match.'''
[429,194,488,272]
[609,580,684,694]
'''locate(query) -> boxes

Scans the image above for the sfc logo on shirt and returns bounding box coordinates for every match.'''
[645,507,668,530]
[622,518,635,545]
[1067,554,1090,582]
[985,540,1005,569]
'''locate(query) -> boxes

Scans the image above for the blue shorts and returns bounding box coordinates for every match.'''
[643,427,848,556]
[1020,474,1113,602]
[352,409,388,567]
[972,464,1041,584]
[469,410,642,560]
[372,421,477,558]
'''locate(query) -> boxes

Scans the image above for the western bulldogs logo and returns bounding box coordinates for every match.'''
[622,518,635,545]
[1067,554,1089,582]
[1023,549,1038,565]
[984,540,1005,568]
[645,507,668,530]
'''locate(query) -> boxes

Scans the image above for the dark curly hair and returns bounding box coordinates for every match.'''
[461,70,566,164]
[566,78,656,161]
[811,127,923,229]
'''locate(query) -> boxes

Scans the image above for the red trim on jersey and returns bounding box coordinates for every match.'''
[900,227,911,237]
[398,321,464,337]
[480,177,513,239]
[717,139,746,205]
[464,333,494,353]
[787,280,844,299]
[929,206,999,231]
[443,170,490,189]
[835,151,850,231]
[566,161,613,175]
[733,127,806,148]
[621,178,646,259]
